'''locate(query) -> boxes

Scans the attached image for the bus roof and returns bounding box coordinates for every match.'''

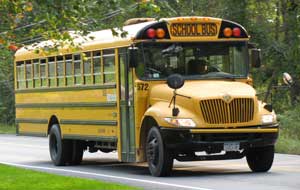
[15,17,249,61]
[15,21,155,60]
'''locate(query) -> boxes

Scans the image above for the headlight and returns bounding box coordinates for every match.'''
[261,114,274,124]
[164,118,196,127]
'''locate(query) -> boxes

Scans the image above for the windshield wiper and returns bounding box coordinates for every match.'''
[162,44,183,57]
[185,72,237,80]
[223,75,235,81]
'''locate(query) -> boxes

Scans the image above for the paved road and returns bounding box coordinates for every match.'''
[0,134,299,190]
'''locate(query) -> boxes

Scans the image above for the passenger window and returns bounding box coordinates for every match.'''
[33,59,40,88]
[83,52,92,85]
[48,57,56,87]
[56,56,64,87]
[103,49,115,84]
[93,51,102,84]
[16,61,25,89]
[74,54,82,85]
[65,54,73,86]
[40,59,47,87]
[25,60,32,88]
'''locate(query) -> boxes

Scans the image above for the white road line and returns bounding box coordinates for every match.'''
[0,142,47,149]
[0,161,213,190]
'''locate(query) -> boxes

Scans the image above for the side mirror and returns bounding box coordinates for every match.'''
[128,46,138,68]
[167,74,184,89]
[283,72,293,86]
[250,49,261,68]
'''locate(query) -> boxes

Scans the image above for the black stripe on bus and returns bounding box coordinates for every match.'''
[16,102,117,108]
[15,84,116,93]
[60,120,117,126]
[18,132,47,137]
[15,118,48,124]
[63,135,117,142]
[15,118,117,126]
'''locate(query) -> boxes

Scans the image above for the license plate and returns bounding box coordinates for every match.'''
[224,142,240,151]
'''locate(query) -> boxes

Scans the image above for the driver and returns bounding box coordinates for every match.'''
[188,59,208,74]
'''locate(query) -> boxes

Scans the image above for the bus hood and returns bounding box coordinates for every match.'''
[150,80,256,104]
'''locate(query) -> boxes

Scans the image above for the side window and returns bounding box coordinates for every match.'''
[93,50,102,84]
[103,49,115,84]
[83,52,92,85]
[65,54,73,86]
[25,60,32,88]
[16,61,25,89]
[74,54,82,85]
[33,59,40,88]
[40,59,47,87]
[48,57,56,87]
[57,56,64,87]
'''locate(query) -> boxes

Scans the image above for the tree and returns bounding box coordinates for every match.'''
[0,0,159,49]
[0,49,14,124]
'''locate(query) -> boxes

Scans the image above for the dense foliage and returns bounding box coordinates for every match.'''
[0,0,299,126]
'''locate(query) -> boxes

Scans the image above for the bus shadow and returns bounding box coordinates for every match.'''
[27,159,280,177]
[85,160,282,177]
[80,159,255,177]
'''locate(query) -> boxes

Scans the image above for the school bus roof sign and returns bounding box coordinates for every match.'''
[135,17,249,41]
[169,23,218,37]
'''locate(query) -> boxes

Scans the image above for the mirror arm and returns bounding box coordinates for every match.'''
[168,90,191,117]
[176,93,191,99]
[168,90,176,108]
[168,90,179,116]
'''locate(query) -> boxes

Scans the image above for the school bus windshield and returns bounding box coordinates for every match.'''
[136,42,248,80]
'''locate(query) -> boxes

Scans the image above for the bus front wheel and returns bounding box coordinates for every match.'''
[246,145,274,172]
[49,124,72,166]
[146,127,173,177]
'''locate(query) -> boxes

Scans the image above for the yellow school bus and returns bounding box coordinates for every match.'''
[14,17,278,176]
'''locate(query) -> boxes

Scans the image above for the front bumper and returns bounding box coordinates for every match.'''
[160,124,279,153]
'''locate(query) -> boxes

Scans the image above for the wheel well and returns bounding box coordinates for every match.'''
[140,116,158,161]
[47,115,59,135]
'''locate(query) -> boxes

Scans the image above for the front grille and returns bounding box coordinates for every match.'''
[200,98,254,124]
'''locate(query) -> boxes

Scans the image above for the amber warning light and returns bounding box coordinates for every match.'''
[223,27,241,37]
[146,28,166,39]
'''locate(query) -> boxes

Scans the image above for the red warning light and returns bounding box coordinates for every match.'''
[147,28,156,38]
[233,27,241,37]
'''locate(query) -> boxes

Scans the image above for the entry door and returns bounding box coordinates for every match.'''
[119,49,136,162]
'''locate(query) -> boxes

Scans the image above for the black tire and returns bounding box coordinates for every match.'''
[246,145,274,172]
[146,127,173,177]
[49,124,72,166]
[69,140,84,165]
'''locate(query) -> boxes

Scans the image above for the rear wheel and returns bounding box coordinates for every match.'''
[246,145,274,172]
[146,127,173,177]
[69,140,84,165]
[49,124,72,166]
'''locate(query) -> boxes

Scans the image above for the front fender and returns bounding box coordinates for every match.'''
[143,101,199,127]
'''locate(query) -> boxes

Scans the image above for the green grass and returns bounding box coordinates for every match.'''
[0,124,16,134]
[276,134,300,154]
[275,105,300,155]
[0,164,139,190]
